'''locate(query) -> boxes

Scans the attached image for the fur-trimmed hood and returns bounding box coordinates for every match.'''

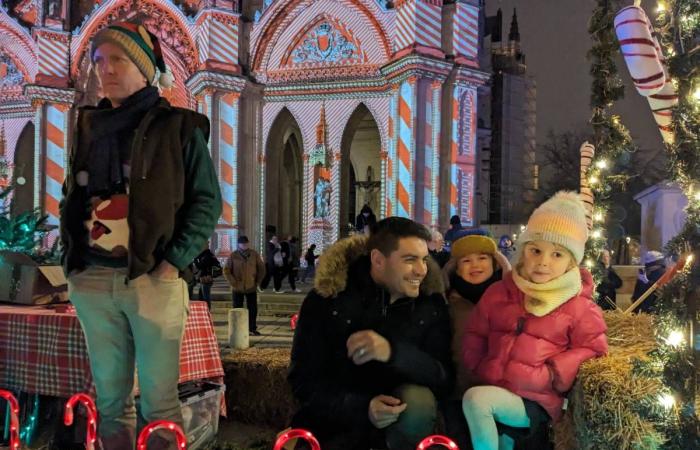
[313,234,445,299]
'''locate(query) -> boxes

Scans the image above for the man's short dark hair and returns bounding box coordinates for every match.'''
[367,217,431,256]
[450,215,461,225]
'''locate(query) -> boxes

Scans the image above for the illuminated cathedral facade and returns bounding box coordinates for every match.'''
[0,0,487,253]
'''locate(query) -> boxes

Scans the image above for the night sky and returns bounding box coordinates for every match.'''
[485,0,666,170]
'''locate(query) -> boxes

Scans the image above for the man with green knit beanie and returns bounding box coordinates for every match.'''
[59,21,221,450]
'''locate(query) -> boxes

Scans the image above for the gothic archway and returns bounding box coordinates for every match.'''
[339,103,381,235]
[265,108,304,241]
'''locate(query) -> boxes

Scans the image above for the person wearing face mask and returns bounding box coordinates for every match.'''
[355,204,377,234]
[461,192,608,450]
[224,236,266,336]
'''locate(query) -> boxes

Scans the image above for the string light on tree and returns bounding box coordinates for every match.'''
[658,393,676,410]
[664,329,685,347]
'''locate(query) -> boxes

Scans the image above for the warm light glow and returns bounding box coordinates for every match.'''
[694,191,700,201]
[686,254,695,266]
[665,330,685,347]
[585,259,594,268]
[512,234,517,240]
[592,229,602,239]
[594,212,604,222]
[596,160,608,169]
[589,176,599,184]
[656,2,666,12]
[693,87,700,101]
[520,224,526,232]
[658,393,676,409]
[625,236,631,244]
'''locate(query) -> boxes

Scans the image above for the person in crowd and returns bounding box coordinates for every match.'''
[224,236,266,336]
[192,243,221,310]
[301,244,318,283]
[355,204,378,234]
[444,215,464,250]
[631,250,667,314]
[60,21,221,450]
[260,235,286,293]
[440,231,511,447]
[284,236,301,293]
[288,217,453,450]
[595,248,622,311]
[461,192,608,450]
[498,235,516,261]
[428,228,450,268]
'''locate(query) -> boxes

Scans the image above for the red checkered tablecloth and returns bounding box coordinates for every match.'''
[0,301,224,409]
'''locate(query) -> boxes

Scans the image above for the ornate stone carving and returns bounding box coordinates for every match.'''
[290,21,361,65]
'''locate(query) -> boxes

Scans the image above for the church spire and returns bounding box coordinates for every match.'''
[492,8,503,43]
[509,8,520,43]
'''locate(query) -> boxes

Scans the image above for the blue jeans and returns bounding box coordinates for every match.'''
[198,283,212,309]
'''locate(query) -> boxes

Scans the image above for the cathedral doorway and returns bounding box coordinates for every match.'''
[265,108,303,241]
[340,104,381,235]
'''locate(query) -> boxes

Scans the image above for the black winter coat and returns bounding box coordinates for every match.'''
[288,235,454,445]
[595,263,623,310]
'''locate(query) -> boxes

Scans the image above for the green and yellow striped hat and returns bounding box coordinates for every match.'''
[90,22,173,88]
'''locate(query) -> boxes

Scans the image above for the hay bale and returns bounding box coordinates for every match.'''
[553,311,666,450]
[222,348,296,429]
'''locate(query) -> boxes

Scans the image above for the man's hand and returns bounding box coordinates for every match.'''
[151,260,179,280]
[346,330,392,364]
[368,395,406,429]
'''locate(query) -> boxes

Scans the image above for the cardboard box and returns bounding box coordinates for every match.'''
[0,252,68,305]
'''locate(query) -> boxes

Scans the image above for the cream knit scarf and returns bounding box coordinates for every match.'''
[512,267,582,317]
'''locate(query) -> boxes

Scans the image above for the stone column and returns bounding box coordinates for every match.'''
[187,72,246,254]
[23,86,76,245]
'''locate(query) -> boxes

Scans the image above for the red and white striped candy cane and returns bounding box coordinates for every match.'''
[579,142,596,231]
[0,390,20,450]
[647,77,678,144]
[614,5,665,96]
[137,420,187,449]
[64,393,98,450]
[273,428,321,450]
[417,434,460,449]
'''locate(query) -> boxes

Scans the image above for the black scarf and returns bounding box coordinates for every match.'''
[449,270,502,305]
[83,86,160,197]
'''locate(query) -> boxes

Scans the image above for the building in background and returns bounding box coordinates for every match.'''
[477,8,538,226]
[0,0,488,253]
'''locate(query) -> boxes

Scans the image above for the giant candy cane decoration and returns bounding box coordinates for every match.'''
[579,142,596,231]
[647,77,678,144]
[614,5,665,96]
[0,390,20,450]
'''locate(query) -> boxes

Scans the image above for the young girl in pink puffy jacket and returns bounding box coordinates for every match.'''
[461,192,608,450]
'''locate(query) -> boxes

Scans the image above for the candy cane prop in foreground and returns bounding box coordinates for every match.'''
[273,428,321,450]
[417,434,460,449]
[137,421,187,449]
[64,393,98,450]
[579,141,596,231]
[0,390,20,450]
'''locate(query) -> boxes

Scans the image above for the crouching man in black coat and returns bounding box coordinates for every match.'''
[288,217,454,450]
